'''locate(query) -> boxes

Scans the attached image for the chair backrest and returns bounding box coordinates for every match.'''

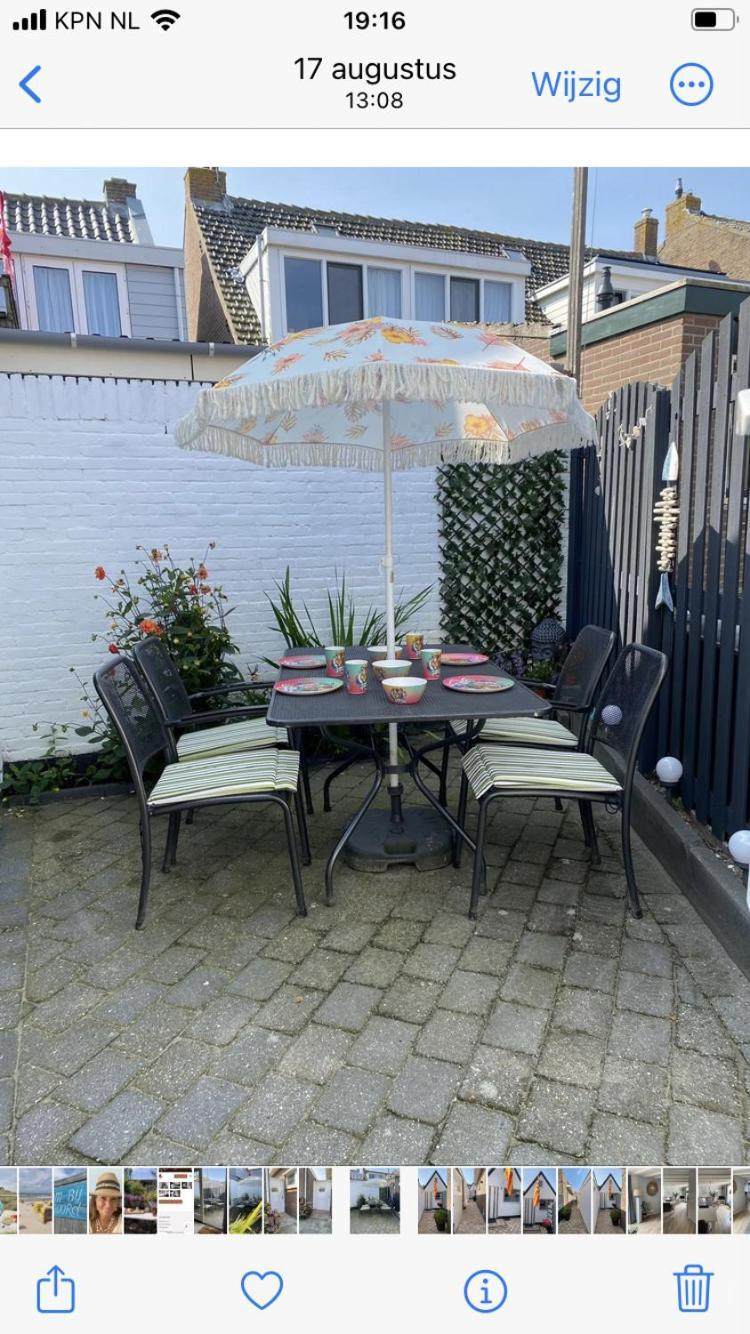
[94,655,174,792]
[131,635,193,725]
[588,643,668,775]
[553,625,616,711]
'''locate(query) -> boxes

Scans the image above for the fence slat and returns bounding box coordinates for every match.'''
[681,332,714,813]
[727,298,750,834]
[670,354,697,764]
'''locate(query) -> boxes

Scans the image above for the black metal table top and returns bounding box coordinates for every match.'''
[266,644,547,728]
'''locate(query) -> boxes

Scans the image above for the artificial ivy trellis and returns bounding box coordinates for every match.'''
[436,454,566,658]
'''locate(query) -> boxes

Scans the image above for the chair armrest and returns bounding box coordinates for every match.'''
[166,704,269,728]
[189,678,275,700]
[517,677,556,694]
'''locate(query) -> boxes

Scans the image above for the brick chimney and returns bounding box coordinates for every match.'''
[634,207,658,257]
[184,168,227,204]
[665,189,702,239]
[103,178,138,205]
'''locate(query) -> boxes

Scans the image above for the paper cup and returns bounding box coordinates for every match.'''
[403,632,425,661]
[324,646,345,678]
[345,659,369,694]
[421,647,442,680]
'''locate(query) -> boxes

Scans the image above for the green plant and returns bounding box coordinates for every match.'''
[558,1204,572,1222]
[433,1207,449,1233]
[356,1195,367,1210]
[266,565,432,652]
[1,723,77,801]
[522,658,558,684]
[610,1206,623,1227]
[298,1200,312,1220]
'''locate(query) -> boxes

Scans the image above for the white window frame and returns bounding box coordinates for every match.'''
[280,253,406,333]
[363,260,405,319]
[21,255,131,336]
[412,268,520,324]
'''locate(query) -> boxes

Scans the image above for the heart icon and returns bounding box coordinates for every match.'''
[240,1270,284,1311]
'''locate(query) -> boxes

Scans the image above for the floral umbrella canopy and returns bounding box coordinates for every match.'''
[177,317,596,786]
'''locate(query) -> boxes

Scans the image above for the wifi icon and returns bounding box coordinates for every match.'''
[151,8,180,30]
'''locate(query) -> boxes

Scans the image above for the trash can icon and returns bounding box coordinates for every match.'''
[674,1263,713,1313]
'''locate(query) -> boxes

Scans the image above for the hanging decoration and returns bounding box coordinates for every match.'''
[654,441,679,611]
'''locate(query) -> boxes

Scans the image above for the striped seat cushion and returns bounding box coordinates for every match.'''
[176,715,278,761]
[478,717,578,747]
[148,749,300,807]
[463,745,622,799]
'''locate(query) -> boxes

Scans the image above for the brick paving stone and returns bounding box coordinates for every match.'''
[279,1025,354,1083]
[378,977,441,1025]
[597,1056,669,1124]
[460,1046,533,1114]
[262,926,319,965]
[609,1011,672,1064]
[348,1017,418,1075]
[315,982,381,1033]
[620,939,673,979]
[227,958,293,1001]
[186,997,259,1046]
[458,938,514,976]
[483,1001,548,1056]
[64,1051,143,1113]
[210,1025,291,1085]
[517,1078,594,1157]
[392,891,442,922]
[127,1132,197,1165]
[552,987,612,1037]
[712,995,750,1045]
[372,919,424,952]
[440,970,498,1017]
[683,957,744,997]
[475,910,527,943]
[254,986,325,1035]
[314,1066,390,1135]
[516,932,568,970]
[323,921,378,953]
[246,904,297,938]
[415,1010,482,1063]
[147,946,205,984]
[538,1031,605,1089]
[155,1076,247,1149]
[23,1025,117,1076]
[507,1142,569,1166]
[563,953,617,993]
[360,1114,434,1164]
[588,1113,666,1164]
[87,979,163,1028]
[0,956,24,990]
[15,1064,63,1116]
[616,971,674,1019]
[111,1002,192,1059]
[0,1031,17,1079]
[204,1130,276,1164]
[293,949,352,991]
[137,1039,213,1099]
[527,902,576,934]
[388,1056,461,1123]
[434,1103,513,1162]
[672,1049,738,1113]
[280,1122,358,1163]
[402,944,462,984]
[345,948,405,988]
[500,964,558,1009]
[15,1101,86,1162]
[0,1078,12,1133]
[422,914,475,948]
[537,879,580,906]
[667,1104,743,1164]
[569,923,621,957]
[30,982,104,1034]
[69,1090,164,1162]
[232,1073,318,1144]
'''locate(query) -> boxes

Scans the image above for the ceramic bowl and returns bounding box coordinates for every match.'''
[368,645,403,660]
[381,676,427,705]
[372,658,406,681]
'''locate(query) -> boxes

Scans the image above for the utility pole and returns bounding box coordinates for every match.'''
[567,167,589,387]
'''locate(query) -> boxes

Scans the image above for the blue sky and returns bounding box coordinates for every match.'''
[523,1168,557,1190]
[127,1168,156,1182]
[19,1168,52,1195]
[0,1168,16,1190]
[594,1169,622,1189]
[562,1168,590,1191]
[0,166,747,253]
[418,1168,447,1187]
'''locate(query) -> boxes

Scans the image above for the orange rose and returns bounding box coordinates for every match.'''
[95,566,106,581]
[138,619,162,636]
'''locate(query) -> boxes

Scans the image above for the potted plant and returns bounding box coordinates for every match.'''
[610,1206,623,1228]
[433,1208,449,1233]
[356,1195,367,1210]
[299,1200,312,1220]
[558,1204,572,1222]
[540,1216,553,1233]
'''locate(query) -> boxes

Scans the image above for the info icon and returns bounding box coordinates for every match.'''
[463,1269,508,1315]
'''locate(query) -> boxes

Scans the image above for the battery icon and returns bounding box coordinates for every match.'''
[692,8,736,27]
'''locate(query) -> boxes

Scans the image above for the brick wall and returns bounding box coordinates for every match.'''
[574,311,723,413]
[0,374,443,761]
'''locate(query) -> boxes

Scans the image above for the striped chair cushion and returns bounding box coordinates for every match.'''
[176,715,278,761]
[464,745,622,800]
[478,717,578,747]
[148,749,300,807]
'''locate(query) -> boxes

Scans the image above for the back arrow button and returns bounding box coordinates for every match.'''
[20,66,42,103]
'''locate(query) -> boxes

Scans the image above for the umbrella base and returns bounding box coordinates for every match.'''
[344,807,453,873]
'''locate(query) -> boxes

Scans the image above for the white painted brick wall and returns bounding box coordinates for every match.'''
[0,373,442,761]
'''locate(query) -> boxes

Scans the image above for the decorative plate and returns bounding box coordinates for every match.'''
[441,652,490,666]
[278,653,326,669]
[275,677,343,695]
[443,674,514,693]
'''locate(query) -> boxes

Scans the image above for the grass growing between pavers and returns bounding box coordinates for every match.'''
[1,758,750,1167]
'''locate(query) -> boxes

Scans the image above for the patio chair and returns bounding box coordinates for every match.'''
[457,643,668,920]
[94,655,309,929]
[132,635,314,815]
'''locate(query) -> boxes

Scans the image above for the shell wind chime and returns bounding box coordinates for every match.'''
[654,441,679,611]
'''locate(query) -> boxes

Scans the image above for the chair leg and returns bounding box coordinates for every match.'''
[439,722,450,807]
[582,801,601,865]
[621,795,642,918]
[454,767,470,869]
[294,785,312,866]
[186,808,195,826]
[300,750,315,816]
[162,811,181,873]
[469,799,490,920]
[281,797,307,916]
[136,816,153,930]
[578,799,592,848]
[554,796,563,812]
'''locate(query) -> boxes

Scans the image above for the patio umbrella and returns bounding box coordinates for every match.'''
[176,316,596,800]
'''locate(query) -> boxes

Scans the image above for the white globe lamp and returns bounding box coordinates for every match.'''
[656,756,683,802]
[728,830,750,912]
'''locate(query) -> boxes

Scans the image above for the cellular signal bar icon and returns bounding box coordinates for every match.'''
[12,7,47,29]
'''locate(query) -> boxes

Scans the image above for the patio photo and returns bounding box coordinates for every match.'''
[522,1168,556,1234]
[264,1166,298,1234]
[417,1167,450,1233]
[558,1168,592,1233]
[123,1167,157,1234]
[194,1167,227,1234]
[592,1169,625,1233]
[1,165,750,1172]
[228,1167,263,1234]
[18,1167,52,1234]
[452,1167,487,1233]
[350,1167,400,1233]
[298,1166,332,1233]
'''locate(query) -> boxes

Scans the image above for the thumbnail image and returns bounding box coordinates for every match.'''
[157,1169,194,1236]
[53,1169,87,1235]
[592,1169,625,1233]
[229,1168,263,1235]
[18,1168,52,1235]
[264,1168,298,1234]
[733,1170,750,1234]
[0,1168,18,1235]
[194,1168,227,1234]
[558,1169,592,1234]
[697,1169,731,1234]
[299,1168,333,1235]
[487,1168,522,1234]
[87,1169,123,1235]
[417,1168,451,1234]
[627,1168,662,1235]
[662,1168,696,1235]
[522,1169,557,1234]
[452,1168,486,1234]
[350,1168,400,1234]
[124,1168,157,1235]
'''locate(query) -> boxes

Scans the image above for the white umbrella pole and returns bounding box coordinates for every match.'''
[382,401,399,793]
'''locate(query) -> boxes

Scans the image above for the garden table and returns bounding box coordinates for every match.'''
[266,645,548,901]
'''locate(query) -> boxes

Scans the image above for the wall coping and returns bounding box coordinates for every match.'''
[550,278,750,357]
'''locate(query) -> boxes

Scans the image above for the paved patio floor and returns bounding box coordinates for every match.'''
[2,759,750,1167]
[350,1207,400,1234]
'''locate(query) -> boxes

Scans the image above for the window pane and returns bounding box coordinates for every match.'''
[367,267,401,318]
[284,256,323,332]
[484,280,512,323]
[450,276,479,323]
[83,271,122,337]
[415,272,444,321]
[34,266,74,333]
[327,263,363,324]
